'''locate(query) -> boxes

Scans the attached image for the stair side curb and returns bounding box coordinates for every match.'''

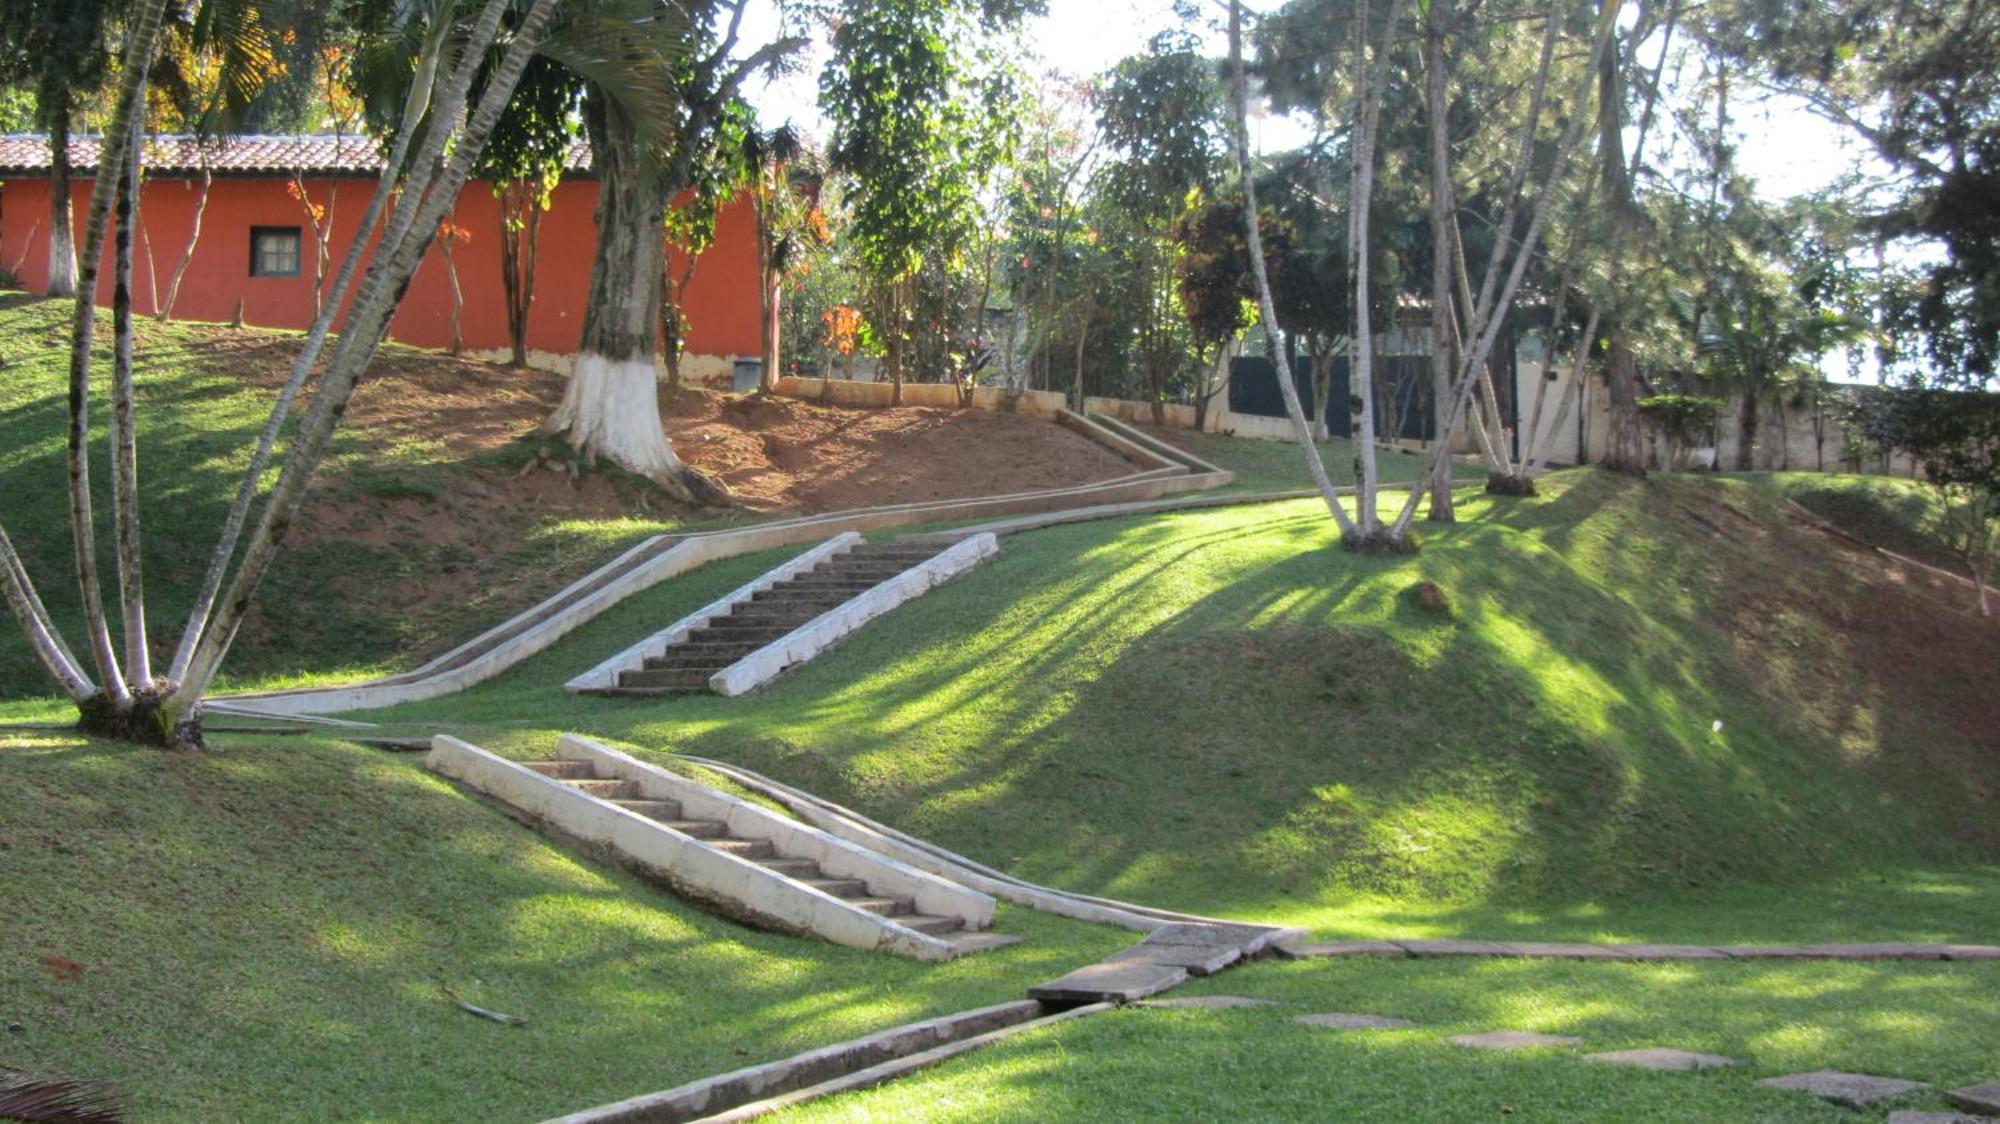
[709,534,1001,698]
[558,734,995,928]
[566,533,863,693]
[426,736,955,961]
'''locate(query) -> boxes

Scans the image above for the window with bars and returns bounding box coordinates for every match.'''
[249,227,302,277]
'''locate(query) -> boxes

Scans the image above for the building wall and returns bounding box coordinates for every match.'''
[0,174,761,365]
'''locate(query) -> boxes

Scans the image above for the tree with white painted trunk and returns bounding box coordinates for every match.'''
[540,0,801,501]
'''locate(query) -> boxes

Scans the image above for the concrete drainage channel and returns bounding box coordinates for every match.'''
[532,750,1300,1123]
[548,920,1293,1124]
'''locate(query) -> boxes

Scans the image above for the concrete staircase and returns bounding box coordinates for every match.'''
[614,543,936,695]
[568,532,1000,699]
[428,734,1007,961]
[532,757,965,936]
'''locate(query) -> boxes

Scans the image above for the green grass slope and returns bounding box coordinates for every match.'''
[0,293,681,698]
[371,471,2000,940]
[779,953,2000,1122]
[0,729,1126,1121]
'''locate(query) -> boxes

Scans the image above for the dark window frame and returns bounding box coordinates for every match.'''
[249,226,303,278]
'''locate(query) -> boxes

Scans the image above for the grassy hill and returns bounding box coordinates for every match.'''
[366,470,1999,936]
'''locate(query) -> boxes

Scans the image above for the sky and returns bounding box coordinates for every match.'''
[736,0,1882,200]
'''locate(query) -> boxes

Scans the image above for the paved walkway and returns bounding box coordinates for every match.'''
[1285,939,2000,962]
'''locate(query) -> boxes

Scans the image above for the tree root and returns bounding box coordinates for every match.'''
[76,686,204,750]
[1484,472,1539,496]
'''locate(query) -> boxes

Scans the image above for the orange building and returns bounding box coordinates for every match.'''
[0,134,761,373]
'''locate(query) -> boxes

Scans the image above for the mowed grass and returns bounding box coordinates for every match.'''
[778,954,2000,1122]
[0,292,682,698]
[1147,424,1481,493]
[0,729,1128,1121]
[365,470,2000,941]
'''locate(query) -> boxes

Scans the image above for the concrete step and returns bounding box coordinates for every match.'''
[757,856,824,879]
[611,798,683,821]
[708,608,825,628]
[618,667,720,691]
[563,778,640,800]
[812,564,907,579]
[805,877,872,899]
[521,760,596,779]
[688,623,791,644]
[898,913,968,936]
[429,735,1000,963]
[751,587,865,603]
[644,643,765,670]
[712,837,778,860]
[582,684,705,698]
[771,580,879,594]
[848,895,917,917]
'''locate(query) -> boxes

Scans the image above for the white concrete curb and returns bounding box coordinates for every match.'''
[425,735,958,961]
[708,533,1002,697]
[557,734,994,928]
[563,533,863,694]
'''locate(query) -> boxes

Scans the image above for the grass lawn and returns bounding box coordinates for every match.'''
[778,954,2000,1122]
[357,471,1999,939]
[1753,470,1966,575]
[0,728,1129,1121]
[1145,424,1485,494]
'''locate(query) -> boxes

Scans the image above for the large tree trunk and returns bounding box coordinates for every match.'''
[46,97,77,298]
[1601,333,1647,472]
[1736,389,1759,470]
[543,94,726,506]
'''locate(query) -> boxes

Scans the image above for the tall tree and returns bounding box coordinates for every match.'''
[1710,0,1999,388]
[821,0,1037,403]
[540,0,800,501]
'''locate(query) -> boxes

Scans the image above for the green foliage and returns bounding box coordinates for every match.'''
[1636,394,1724,444]
[1710,0,2000,384]
[474,54,582,208]
[821,0,1027,282]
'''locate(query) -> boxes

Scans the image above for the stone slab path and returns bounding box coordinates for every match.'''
[1952,1083,2000,1116]
[1890,1114,1996,1124]
[1585,1048,1743,1072]
[1758,1071,1932,1109]
[1294,1013,1418,1031]
[1286,939,2000,962]
[1452,1030,1585,1051]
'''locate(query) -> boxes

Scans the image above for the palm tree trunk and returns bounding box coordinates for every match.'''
[1424,0,1458,521]
[64,0,169,711]
[111,105,151,685]
[168,0,473,688]
[172,0,558,717]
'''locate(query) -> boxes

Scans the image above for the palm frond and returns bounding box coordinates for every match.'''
[536,0,692,161]
[0,1068,125,1124]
